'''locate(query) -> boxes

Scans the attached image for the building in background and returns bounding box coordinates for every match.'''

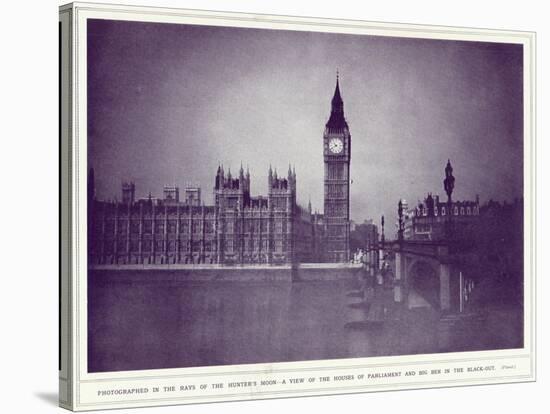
[408,193,480,241]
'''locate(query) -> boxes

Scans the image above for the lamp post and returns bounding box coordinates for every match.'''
[443,159,455,239]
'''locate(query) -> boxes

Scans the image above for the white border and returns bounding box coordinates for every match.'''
[61,2,536,410]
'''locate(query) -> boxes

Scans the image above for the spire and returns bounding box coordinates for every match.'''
[332,70,343,108]
[326,72,347,130]
[215,165,221,189]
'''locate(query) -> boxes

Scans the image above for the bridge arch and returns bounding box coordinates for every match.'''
[392,243,454,311]
[406,258,441,309]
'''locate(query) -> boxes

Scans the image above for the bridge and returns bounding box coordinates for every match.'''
[361,238,475,313]
[362,160,476,313]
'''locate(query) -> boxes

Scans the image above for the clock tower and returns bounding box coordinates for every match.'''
[323,74,351,262]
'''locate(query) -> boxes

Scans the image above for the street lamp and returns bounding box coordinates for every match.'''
[443,159,455,239]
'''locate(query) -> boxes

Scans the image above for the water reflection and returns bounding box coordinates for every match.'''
[88,271,522,373]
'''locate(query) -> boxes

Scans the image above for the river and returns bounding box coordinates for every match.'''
[88,270,523,372]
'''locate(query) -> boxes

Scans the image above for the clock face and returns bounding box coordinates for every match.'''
[328,138,344,154]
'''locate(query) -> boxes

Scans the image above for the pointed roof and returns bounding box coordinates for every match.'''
[331,73,343,107]
[326,72,348,130]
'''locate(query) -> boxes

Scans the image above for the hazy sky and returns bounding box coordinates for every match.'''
[87,19,523,224]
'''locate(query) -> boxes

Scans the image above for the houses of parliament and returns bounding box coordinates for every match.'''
[88,77,352,265]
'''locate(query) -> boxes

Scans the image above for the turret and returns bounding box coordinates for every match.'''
[426,193,435,216]
[121,181,135,205]
[216,164,225,189]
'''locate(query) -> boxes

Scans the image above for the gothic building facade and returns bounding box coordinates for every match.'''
[89,165,316,265]
[88,77,352,265]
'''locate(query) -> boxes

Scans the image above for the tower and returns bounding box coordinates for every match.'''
[323,73,351,262]
[121,182,135,205]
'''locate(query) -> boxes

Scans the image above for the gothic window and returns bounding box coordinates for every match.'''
[225,239,233,252]
[454,207,459,215]
[179,241,190,252]
[328,163,344,180]
[130,240,139,252]
[441,207,446,216]
[204,221,214,233]
[180,221,189,233]
[192,220,201,233]
[142,240,151,252]
[272,198,286,209]
[142,220,152,234]
[467,207,471,215]
[226,197,238,209]
[328,225,342,236]
[167,220,177,234]
[155,240,163,251]
[460,207,465,215]
[117,219,127,234]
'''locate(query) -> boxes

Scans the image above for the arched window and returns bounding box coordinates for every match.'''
[441,207,446,216]
[454,206,459,215]
[467,207,471,215]
[460,207,465,215]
